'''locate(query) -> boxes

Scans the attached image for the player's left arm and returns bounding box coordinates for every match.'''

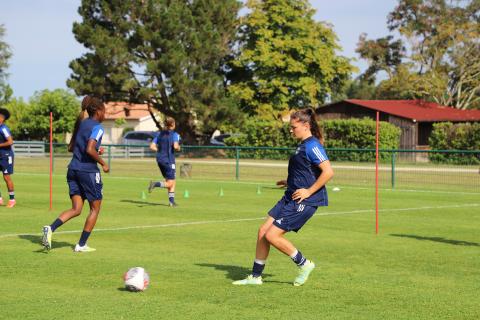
[0,126,14,148]
[86,125,109,173]
[292,144,334,203]
[173,132,181,151]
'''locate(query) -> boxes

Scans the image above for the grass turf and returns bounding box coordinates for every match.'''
[0,159,479,319]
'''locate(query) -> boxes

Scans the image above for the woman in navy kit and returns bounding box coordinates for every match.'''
[147,117,181,207]
[233,109,334,286]
[42,96,109,252]
[0,108,16,208]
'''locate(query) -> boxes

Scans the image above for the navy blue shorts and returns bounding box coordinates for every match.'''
[0,154,14,175]
[268,196,317,232]
[67,168,103,202]
[157,161,176,180]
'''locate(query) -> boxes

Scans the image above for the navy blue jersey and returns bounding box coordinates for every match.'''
[0,124,13,156]
[153,130,180,163]
[68,118,104,172]
[285,136,329,206]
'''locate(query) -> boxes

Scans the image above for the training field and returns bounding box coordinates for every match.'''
[1,158,479,320]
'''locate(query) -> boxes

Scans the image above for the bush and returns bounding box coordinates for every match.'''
[224,119,295,159]
[323,118,401,162]
[429,122,480,164]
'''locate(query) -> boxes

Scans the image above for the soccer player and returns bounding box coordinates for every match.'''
[0,108,16,208]
[147,117,181,207]
[233,109,334,286]
[42,96,109,252]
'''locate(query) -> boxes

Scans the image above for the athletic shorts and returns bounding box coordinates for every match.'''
[67,168,103,202]
[157,161,176,180]
[0,153,14,175]
[268,195,317,232]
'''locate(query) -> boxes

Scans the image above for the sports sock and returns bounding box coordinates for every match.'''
[78,230,91,247]
[50,218,64,232]
[154,181,165,188]
[290,249,307,266]
[8,191,14,200]
[252,259,266,277]
[168,192,175,203]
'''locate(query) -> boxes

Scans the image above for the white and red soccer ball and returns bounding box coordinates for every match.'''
[124,267,150,292]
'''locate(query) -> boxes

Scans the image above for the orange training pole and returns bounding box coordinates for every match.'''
[375,111,379,234]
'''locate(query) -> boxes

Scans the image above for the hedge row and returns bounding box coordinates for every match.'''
[429,122,480,164]
[225,118,401,162]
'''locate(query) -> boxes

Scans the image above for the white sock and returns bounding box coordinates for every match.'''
[254,259,266,265]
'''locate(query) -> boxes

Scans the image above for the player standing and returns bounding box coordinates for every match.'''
[0,108,16,208]
[233,109,334,286]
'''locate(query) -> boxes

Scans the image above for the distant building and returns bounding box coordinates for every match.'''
[316,99,480,149]
[102,102,159,144]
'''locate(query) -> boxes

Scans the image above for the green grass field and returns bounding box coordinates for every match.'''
[1,158,479,319]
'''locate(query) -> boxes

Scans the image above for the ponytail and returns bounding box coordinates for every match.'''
[68,96,105,152]
[291,108,324,144]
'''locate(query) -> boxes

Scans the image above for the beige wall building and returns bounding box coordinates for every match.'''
[101,102,160,144]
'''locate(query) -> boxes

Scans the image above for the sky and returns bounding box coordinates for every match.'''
[0,0,399,100]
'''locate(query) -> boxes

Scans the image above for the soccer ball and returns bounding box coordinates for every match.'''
[124,267,150,292]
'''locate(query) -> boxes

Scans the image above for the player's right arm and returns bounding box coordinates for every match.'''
[276,180,287,188]
[0,126,13,148]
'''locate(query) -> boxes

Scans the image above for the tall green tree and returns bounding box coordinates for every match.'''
[357,0,480,109]
[6,89,80,141]
[68,0,241,142]
[356,34,405,82]
[0,24,13,105]
[227,0,354,119]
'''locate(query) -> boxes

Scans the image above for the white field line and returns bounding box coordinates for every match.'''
[43,157,480,173]
[175,160,478,173]
[15,172,480,196]
[1,203,478,240]
[146,158,480,173]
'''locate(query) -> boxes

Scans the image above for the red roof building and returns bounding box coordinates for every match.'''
[101,102,159,144]
[104,102,152,120]
[317,100,480,149]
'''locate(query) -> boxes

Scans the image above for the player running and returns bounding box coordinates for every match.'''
[147,117,181,207]
[42,96,109,252]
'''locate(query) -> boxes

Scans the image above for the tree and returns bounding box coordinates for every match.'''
[227,0,354,119]
[356,34,405,82]
[7,89,80,141]
[0,24,13,105]
[358,0,480,109]
[68,0,241,142]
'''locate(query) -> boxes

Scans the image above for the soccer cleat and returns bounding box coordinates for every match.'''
[168,202,178,207]
[42,225,52,250]
[293,260,315,286]
[74,244,96,252]
[232,275,263,285]
[148,181,155,193]
[6,199,16,208]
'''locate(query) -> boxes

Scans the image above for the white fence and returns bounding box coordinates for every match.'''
[13,141,45,157]
[13,141,155,158]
